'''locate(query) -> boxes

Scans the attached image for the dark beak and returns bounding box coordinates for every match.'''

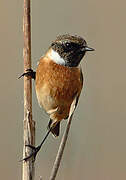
[85,46,95,51]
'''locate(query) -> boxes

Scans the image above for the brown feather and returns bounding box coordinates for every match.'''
[35,50,83,128]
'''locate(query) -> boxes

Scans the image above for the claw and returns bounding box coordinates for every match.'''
[19,129,51,162]
[18,69,36,80]
[19,145,41,162]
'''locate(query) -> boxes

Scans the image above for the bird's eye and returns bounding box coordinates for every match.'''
[64,42,73,51]
[66,42,71,47]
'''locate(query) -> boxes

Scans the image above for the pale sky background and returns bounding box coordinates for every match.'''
[0,0,126,179]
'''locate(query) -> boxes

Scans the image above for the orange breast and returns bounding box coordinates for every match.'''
[35,56,83,121]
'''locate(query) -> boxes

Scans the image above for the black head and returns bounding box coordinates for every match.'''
[50,34,94,67]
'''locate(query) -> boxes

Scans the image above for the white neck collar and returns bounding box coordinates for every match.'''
[48,49,66,65]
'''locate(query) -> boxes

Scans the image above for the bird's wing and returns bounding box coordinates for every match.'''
[69,67,83,117]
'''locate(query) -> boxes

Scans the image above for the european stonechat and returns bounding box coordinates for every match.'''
[20,34,94,160]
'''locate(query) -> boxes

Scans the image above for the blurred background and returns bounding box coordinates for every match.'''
[0,0,126,179]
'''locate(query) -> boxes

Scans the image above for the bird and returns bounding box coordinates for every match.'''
[19,34,94,160]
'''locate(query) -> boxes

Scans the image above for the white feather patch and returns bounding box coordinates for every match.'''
[48,49,65,65]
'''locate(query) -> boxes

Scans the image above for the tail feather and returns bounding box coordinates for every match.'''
[48,119,60,137]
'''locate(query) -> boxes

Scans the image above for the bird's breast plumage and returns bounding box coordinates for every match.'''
[35,54,83,121]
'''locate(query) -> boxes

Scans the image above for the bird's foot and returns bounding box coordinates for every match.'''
[20,129,51,162]
[18,69,36,80]
[21,144,41,162]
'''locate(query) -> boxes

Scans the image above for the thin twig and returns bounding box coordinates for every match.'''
[22,0,35,180]
[49,97,77,180]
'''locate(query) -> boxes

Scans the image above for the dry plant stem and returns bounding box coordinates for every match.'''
[22,0,35,180]
[49,97,77,180]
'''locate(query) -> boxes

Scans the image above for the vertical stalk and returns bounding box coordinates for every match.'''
[22,0,35,180]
